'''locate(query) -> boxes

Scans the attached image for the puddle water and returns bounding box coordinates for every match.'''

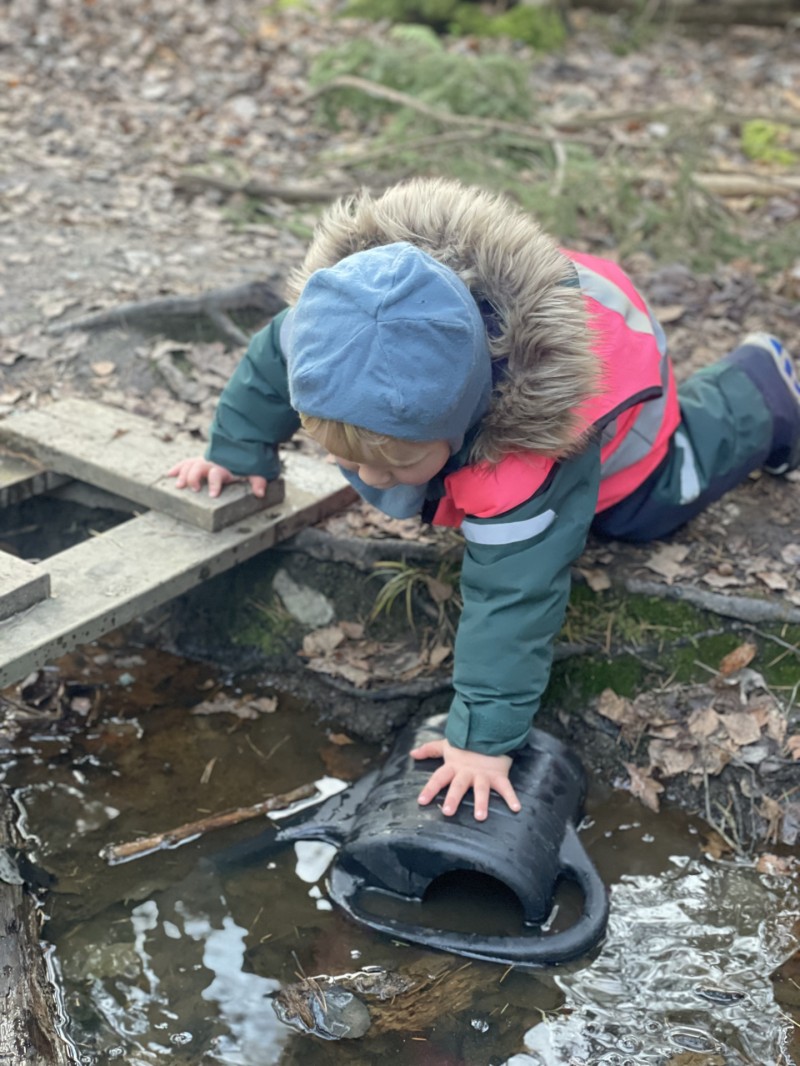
[1,640,798,1065]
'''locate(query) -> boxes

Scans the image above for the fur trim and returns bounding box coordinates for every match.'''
[286,178,599,461]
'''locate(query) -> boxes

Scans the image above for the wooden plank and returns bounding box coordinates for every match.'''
[0,398,285,531]
[0,452,356,689]
[0,551,50,622]
[0,450,69,507]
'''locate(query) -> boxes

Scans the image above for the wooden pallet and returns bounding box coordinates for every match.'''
[0,398,356,689]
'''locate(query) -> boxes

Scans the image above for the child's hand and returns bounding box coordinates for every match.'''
[167,457,268,499]
[410,737,521,821]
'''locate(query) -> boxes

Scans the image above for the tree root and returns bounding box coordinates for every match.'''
[624,577,800,625]
[174,173,352,203]
[46,280,287,347]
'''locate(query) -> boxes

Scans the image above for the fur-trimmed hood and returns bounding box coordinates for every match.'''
[286,178,598,462]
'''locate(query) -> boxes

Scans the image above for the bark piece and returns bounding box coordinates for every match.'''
[0,788,79,1064]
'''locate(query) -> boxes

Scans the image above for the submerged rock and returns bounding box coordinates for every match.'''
[273,980,371,1040]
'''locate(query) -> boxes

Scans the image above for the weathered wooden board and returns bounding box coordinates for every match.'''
[0,451,69,507]
[0,452,355,689]
[0,398,284,531]
[0,552,50,621]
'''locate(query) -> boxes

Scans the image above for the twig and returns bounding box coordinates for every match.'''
[99,781,317,865]
[305,74,563,149]
[745,627,800,658]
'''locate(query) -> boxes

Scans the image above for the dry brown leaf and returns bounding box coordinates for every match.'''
[718,642,757,677]
[427,644,452,668]
[596,688,634,726]
[750,701,787,744]
[692,742,734,776]
[306,657,370,688]
[191,693,258,719]
[327,732,354,746]
[719,711,761,747]
[624,762,664,812]
[786,735,800,760]
[647,723,682,740]
[91,360,116,377]
[301,626,346,658]
[755,570,789,591]
[648,739,696,777]
[702,570,743,589]
[755,853,799,877]
[424,576,453,603]
[339,620,365,640]
[249,695,278,715]
[577,567,612,592]
[758,795,784,842]
[687,705,721,738]
[701,828,734,862]
[780,543,800,567]
[643,543,691,584]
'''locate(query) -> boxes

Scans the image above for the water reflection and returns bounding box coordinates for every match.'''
[1,644,798,1064]
[507,858,800,1066]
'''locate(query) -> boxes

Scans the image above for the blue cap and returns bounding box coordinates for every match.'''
[284,242,492,445]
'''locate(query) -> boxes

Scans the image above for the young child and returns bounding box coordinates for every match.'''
[170,178,800,822]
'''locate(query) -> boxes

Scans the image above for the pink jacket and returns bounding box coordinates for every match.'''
[432,249,680,527]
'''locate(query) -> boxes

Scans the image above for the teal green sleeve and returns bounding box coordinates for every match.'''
[206,309,300,480]
[445,442,602,756]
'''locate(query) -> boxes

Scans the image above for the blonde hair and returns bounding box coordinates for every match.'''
[300,414,431,465]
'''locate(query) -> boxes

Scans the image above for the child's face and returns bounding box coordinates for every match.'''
[332,439,449,490]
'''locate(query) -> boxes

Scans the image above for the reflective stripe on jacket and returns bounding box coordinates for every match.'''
[432,251,680,529]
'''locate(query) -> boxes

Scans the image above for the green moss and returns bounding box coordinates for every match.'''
[344,0,456,30]
[741,120,798,166]
[451,3,566,49]
[551,585,800,714]
[232,606,297,656]
[343,0,565,47]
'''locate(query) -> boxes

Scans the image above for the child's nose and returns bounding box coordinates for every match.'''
[359,465,394,488]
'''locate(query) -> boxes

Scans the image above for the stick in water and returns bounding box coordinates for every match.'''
[100,782,318,865]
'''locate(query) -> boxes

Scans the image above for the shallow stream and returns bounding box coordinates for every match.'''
[2,640,799,1065]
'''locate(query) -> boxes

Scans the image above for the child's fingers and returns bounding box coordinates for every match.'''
[417,764,453,806]
[441,773,472,817]
[410,740,446,761]
[248,475,268,498]
[470,777,491,821]
[491,775,522,814]
[207,466,226,498]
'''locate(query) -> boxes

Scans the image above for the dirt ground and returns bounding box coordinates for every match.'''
[1,1,799,850]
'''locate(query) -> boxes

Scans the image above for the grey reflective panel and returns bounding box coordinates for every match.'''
[461,508,556,545]
[600,389,670,479]
[574,262,655,336]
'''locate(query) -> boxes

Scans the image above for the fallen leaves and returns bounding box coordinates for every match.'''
[717,641,756,676]
[643,543,692,584]
[191,692,278,719]
[623,760,664,812]
[597,645,793,826]
[299,621,452,688]
[755,852,799,877]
